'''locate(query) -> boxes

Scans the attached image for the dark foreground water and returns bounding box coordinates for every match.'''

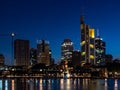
[0,78,120,90]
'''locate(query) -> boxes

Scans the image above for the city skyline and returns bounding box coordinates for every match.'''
[0,0,120,64]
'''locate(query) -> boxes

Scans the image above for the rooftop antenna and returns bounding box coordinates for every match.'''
[80,0,85,23]
[97,29,99,36]
[97,29,99,37]
[97,29,101,38]
[82,6,84,16]
[80,6,85,24]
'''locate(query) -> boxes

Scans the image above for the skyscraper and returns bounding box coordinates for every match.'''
[95,36,106,65]
[80,16,95,65]
[61,39,73,62]
[14,39,30,66]
[37,40,50,66]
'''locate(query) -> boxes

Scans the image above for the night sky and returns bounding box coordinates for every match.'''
[0,0,120,65]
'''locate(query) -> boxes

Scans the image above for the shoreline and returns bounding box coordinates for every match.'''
[0,75,119,79]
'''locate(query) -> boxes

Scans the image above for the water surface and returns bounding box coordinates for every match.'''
[0,78,119,90]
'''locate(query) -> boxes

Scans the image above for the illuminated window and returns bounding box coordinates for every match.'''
[90,44,94,48]
[90,55,94,59]
[81,52,86,56]
[81,41,86,46]
[81,24,84,29]
[89,29,95,38]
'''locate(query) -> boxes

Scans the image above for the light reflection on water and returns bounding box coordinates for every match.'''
[0,78,119,90]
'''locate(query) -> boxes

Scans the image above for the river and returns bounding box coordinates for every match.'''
[0,78,119,90]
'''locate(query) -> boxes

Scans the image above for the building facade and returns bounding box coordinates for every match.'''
[71,50,81,67]
[61,39,73,62]
[14,39,30,66]
[95,37,106,65]
[37,40,50,66]
[80,16,95,65]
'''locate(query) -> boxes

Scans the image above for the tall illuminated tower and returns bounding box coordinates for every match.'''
[95,36,106,65]
[61,39,73,62]
[80,16,95,65]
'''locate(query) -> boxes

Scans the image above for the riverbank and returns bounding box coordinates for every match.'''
[0,75,119,79]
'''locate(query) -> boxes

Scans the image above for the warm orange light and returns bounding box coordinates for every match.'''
[81,52,86,56]
[90,55,94,59]
[90,44,94,48]
[89,29,95,38]
[81,41,86,46]
[12,80,15,90]
[81,61,86,66]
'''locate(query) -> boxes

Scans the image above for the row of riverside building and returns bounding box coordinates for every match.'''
[0,15,113,67]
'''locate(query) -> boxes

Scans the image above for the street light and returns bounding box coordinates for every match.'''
[0,33,15,65]
[11,33,15,37]
[11,32,15,66]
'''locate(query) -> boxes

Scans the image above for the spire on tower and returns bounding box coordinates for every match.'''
[80,5,85,24]
[97,29,100,37]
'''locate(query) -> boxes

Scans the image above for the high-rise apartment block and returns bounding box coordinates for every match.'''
[14,39,30,66]
[80,16,95,65]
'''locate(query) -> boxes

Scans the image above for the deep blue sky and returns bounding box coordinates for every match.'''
[0,0,120,65]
